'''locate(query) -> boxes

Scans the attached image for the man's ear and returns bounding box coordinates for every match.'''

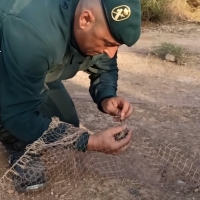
[79,10,95,30]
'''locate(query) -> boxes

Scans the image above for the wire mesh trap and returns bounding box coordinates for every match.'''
[0,117,200,200]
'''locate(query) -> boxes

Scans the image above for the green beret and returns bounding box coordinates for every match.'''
[101,0,141,47]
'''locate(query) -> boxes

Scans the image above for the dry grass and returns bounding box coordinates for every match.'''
[151,42,189,65]
[141,0,200,22]
[141,0,170,21]
[187,0,200,8]
[168,0,200,21]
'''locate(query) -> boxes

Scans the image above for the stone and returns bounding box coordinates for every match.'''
[165,54,176,62]
[177,180,186,186]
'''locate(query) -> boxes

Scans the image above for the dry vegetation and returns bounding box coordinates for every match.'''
[151,42,189,65]
[141,0,200,22]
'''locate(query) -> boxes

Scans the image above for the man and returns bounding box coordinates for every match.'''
[0,0,141,192]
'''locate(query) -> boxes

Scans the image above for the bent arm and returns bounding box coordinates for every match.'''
[86,54,118,112]
[0,16,53,143]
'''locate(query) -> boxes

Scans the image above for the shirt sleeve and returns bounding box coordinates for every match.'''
[0,15,53,143]
[86,53,118,112]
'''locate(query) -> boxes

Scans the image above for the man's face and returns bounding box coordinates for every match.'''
[73,11,121,58]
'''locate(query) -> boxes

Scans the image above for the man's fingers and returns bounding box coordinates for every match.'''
[108,107,121,116]
[101,98,121,116]
[118,140,132,153]
[124,104,134,119]
[120,102,130,118]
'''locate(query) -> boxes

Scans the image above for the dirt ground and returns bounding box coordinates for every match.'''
[1,22,200,200]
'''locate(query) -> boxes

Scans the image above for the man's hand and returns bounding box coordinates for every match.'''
[87,125,133,155]
[101,97,134,120]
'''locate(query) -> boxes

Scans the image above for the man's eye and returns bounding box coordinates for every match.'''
[105,42,113,47]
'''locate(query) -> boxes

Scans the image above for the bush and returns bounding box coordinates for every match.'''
[151,42,189,65]
[141,0,170,21]
[141,0,200,22]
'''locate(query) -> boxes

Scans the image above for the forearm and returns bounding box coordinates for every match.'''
[89,70,118,112]
[86,54,118,112]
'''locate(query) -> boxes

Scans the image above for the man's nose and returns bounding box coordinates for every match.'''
[104,46,118,58]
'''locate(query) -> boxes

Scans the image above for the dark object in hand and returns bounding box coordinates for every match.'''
[114,129,129,141]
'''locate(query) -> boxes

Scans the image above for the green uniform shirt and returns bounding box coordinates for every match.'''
[0,0,118,142]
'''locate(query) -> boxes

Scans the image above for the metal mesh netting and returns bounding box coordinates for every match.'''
[0,117,200,200]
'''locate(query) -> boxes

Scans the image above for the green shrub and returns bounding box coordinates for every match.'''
[151,42,189,65]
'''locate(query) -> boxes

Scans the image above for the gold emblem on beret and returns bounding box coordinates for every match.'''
[111,5,131,22]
